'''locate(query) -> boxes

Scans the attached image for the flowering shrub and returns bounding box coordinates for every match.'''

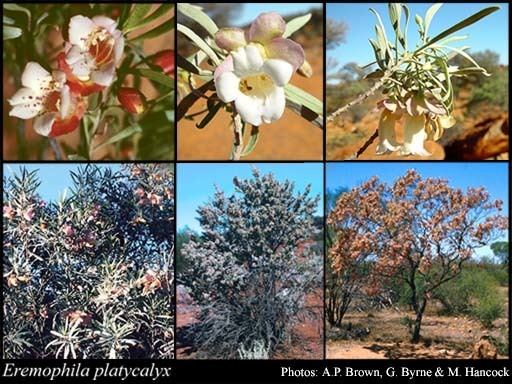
[3,164,174,358]
[3,4,174,160]
[328,169,508,342]
[177,4,323,160]
[180,169,322,358]
[327,3,501,157]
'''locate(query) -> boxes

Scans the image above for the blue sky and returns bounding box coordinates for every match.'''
[231,3,322,26]
[177,163,324,232]
[327,3,509,80]
[3,164,121,201]
[327,162,509,259]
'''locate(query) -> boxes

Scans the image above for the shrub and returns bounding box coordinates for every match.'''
[3,164,174,358]
[472,293,504,329]
[182,169,322,358]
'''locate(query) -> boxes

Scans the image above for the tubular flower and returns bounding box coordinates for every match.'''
[376,93,456,156]
[8,62,86,137]
[213,12,305,126]
[152,49,175,76]
[376,101,401,154]
[118,87,147,114]
[60,15,124,95]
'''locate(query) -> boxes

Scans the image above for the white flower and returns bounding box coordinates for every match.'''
[8,62,85,137]
[61,15,124,92]
[213,12,305,126]
[214,45,295,126]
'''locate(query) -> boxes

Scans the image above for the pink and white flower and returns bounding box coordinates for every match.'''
[59,15,124,95]
[213,13,305,126]
[8,62,86,137]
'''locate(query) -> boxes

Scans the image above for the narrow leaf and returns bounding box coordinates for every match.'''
[424,3,443,38]
[283,13,311,38]
[3,25,22,40]
[196,100,223,129]
[136,68,174,87]
[178,3,218,37]
[126,4,172,33]
[3,4,31,25]
[130,17,173,42]
[177,23,220,65]
[93,125,142,151]
[416,6,500,53]
[123,4,152,33]
[241,126,260,156]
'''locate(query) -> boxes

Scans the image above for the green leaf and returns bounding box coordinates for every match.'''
[415,14,424,32]
[123,4,152,33]
[126,4,173,34]
[3,25,22,40]
[137,68,174,88]
[3,4,31,25]
[241,126,260,156]
[68,154,87,161]
[177,3,218,37]
[424,3,443,38]
[370,8,393,64]
[401,4,410,49]
[432,44,489,75]
[283,13,311,38]
[3,15,15,25]
[93,125,142,151]
[388,3,404,47]
[130,17,173,42]
[118,4,131,29]
[416,6,500,53]
[177,23,220,65]
[285,84,322,115]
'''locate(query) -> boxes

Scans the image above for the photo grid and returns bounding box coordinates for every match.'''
[1,1,510,382]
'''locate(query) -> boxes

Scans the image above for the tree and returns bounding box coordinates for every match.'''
[3,164,174,358]
[490,241,509,266]
[329,170,508,342]
[182,169,322,358]
[326,18,348,50]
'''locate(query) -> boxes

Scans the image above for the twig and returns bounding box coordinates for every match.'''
[231,113,244,161]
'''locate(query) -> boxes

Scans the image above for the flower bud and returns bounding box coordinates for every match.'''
[118,87,147,114]
[152,49,175,76]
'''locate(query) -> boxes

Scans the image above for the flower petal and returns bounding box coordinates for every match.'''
[92,16,117,33]
[214,55,234,81]
[401,114,431,156]
[249,12,285,43]
[376,110,400,154]
[59,85,71,120]
[215,72,240,103]
[8,87,39,106]
[261,85,285,124]
[215,28,247,51]
[33,113,57,136]
[91,62,116,86]
[265,38,305,71]
[69,15,95,49]
[262,59,293,87]
[21,62,51,90]
[231,44,264,77]
[66,46,93,81]
[9,103,42,119]
[112,30,124,64]
[234,92,264,126]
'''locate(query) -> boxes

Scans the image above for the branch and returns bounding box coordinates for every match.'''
[230,113,244,161]
[326,60,405,123]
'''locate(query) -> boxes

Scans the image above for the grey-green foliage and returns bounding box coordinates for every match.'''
[3,165,175,359]
[182,169,322,358]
